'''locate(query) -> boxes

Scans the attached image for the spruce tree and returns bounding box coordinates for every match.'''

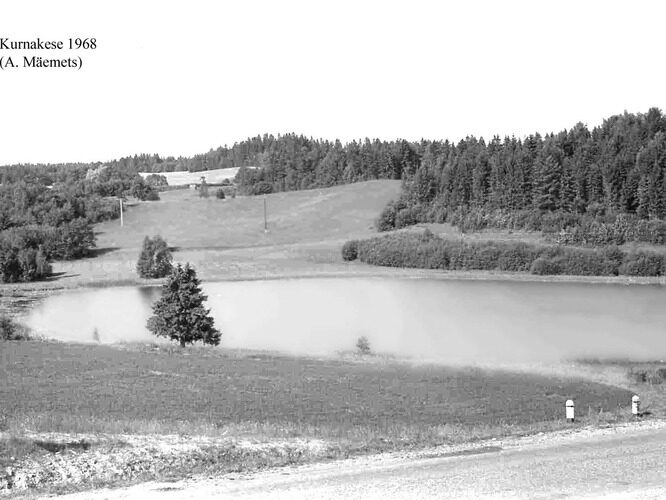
[146,263,221,347]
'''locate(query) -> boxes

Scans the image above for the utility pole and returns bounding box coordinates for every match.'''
[263,194,268,232]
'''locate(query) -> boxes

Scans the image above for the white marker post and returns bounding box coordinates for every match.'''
[632,395,640,417]
[566,399,575,423]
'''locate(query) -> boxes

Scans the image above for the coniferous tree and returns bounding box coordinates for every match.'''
[146,263,221,347]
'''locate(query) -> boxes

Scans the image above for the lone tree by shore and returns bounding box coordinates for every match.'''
[147,263,221,347]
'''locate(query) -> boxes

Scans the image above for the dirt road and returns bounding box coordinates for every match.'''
[43,421,666,500]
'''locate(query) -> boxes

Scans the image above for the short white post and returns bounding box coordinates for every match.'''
[632,395,640,417]
[566,399,575,423]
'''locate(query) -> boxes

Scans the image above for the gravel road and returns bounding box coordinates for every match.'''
[43,421,666,500]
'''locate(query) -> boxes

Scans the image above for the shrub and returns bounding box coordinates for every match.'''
[627,367,648,384]
[627,366,666,384]
[215,188,226,199]
[0,315,30,341]
[341,240,359,261]
[146,263,221,347]
[145,174,168,189]
[136,235,174,278]
[376,203,398,232]
[251,181,273,196]
[131,178,160,201]
[353,232,665,277]
[395,208,418,229]
[620,251,666,276]
[530,257,562,276]
[0,315,17,340]
[356,336,371,355]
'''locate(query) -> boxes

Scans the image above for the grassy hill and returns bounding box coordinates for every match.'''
[46,180,402,286]
[97,179,401,250]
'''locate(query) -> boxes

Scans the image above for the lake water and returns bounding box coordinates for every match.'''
[23,278,666,363]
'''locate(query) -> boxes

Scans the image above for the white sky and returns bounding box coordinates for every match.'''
[1,0,665,165]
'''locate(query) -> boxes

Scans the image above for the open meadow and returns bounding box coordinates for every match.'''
[0,341,650,495]
[35,180,404,288]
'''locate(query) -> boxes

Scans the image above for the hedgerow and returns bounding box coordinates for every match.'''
[350,232,665,277]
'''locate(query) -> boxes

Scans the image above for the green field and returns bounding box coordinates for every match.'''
[3,343,634,436]
[1,342,638,484]
[42,180,403,287]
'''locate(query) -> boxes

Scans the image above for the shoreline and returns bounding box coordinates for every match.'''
[2,262,665,293]
[1,262,664,318]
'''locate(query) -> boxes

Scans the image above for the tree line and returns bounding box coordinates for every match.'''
[6,109,664,219]
[381,108,666,233]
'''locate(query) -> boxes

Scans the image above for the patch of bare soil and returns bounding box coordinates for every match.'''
[0,432,330,496]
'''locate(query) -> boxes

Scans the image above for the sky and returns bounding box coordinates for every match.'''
[1,0,665,165]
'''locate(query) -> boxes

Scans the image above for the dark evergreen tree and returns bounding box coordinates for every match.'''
[146,263,221,347]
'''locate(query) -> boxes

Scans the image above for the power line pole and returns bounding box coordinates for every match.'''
[263,194,268,232]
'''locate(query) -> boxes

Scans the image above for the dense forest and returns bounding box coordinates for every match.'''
[2,108,665,281]
[377,108,666,242]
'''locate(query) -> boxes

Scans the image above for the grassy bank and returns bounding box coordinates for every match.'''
[0,341,640,494]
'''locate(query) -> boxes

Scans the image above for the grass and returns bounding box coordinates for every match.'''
[2,342,634,439]
[0,341,650,494]
[28,180,403,288]
[96,180,401,250]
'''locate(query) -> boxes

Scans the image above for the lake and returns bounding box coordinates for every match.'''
[23,277,666,363]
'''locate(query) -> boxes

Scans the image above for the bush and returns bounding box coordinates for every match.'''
[376,203,398,232]
[341,240,359,261]
[395,207,418,229]
[250,181,273,196]
[356,336,371,355]
[215,188,226,199]
[0,315,17,340]
[145,174,168,189]
[529,257,562,275]
[131,178,160,201]
[136,235,174,278]
[620,251,666,276]
[146,263,221,347]
[353,232,664,277]
[0,315,30,341]
[627,366,666,384]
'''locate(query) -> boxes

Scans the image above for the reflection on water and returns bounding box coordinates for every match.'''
[23,278,666,363]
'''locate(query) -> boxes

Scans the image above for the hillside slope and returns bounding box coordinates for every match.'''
[47,180,402,286]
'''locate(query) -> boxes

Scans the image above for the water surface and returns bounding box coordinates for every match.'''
[24,278,666,363]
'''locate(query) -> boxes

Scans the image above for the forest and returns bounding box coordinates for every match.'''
[2,108,665,281]
[0,164,158,282]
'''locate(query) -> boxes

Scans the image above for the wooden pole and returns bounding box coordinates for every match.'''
[263,195,267,232]
[119,198,124,227]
